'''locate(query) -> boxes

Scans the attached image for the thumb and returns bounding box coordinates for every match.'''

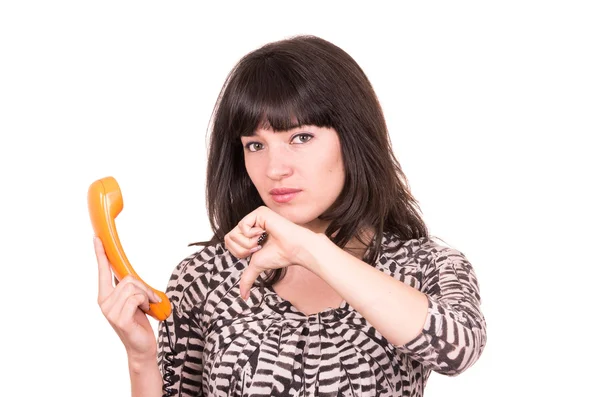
[239,263,263,301]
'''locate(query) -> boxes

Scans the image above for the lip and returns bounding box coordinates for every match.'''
[269,188,302,204]
[269,188,302,195]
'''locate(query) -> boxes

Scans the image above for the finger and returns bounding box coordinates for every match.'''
[238,212,265,237]
[248,226,266,237]
[106,282,150,321]
[237,219,251,236]
[226,236,263,260]
[119,292,151,324]
[101,276,159,318]
[117,275,162,303]
[229,231,263,250]
[239,263,263,300]
[94,236,114,303]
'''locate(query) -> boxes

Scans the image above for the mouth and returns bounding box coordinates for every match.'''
[269,188,302,204]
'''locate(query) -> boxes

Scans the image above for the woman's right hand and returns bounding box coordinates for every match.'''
[94,237,161,363]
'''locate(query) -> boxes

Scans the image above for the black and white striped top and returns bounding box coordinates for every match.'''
[157,232,486,396]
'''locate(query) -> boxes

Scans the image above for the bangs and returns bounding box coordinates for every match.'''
[226,57,333,137]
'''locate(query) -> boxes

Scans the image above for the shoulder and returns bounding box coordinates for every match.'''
[165,240,247,312]
[377,232,472,279]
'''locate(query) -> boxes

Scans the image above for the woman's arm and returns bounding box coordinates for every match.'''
[299,233,487,376]
[94,237,166,396]
[129,358,163,397]
[299,233,429,346]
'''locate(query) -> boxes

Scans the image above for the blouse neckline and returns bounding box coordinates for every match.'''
[262,284,350,320]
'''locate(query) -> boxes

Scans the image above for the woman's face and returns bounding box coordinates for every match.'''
[241,125,345,232]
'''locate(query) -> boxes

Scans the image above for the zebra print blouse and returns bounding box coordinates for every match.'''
[157,232,486,396]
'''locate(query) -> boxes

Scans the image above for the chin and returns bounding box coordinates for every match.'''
[270,206,321,226]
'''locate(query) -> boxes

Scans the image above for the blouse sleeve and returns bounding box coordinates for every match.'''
[157,250,207,396]
[394,248,487,376]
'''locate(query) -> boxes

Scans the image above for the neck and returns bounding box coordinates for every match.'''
[300,220,375,260]
[299,217,329,234]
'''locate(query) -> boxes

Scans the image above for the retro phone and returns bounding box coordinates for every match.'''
[87,176,172,321]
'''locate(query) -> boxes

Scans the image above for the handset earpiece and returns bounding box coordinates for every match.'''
[88,176,171,321]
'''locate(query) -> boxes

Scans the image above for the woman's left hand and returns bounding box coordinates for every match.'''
[224,206,314,299]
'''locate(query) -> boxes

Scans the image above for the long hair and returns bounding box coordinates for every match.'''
[190,35,429,285]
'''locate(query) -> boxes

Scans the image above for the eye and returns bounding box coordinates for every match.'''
[244,142,263,152]
[291,133,313,144]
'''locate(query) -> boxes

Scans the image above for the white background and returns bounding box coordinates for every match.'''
[1,1,598,396]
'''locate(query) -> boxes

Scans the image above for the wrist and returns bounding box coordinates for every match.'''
[127,352,158,375]
[295,232,330,272]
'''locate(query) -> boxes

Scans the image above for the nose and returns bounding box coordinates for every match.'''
[266,145,293,180]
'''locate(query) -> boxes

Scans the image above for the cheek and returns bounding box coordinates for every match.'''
[321,163,345,194]
[328,154,344,179]
[244,157,259,179]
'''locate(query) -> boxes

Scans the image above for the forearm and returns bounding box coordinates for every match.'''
[301,233,429,346]
[128,357,163,397]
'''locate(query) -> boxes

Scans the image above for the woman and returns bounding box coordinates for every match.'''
[95,35,487,396]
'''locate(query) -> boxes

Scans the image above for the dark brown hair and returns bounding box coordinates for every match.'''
[190,35,429,285]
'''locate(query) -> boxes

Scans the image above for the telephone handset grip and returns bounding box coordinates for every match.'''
[88,176,171,321]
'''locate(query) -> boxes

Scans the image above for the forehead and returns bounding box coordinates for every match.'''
[238,113,304,137]
[242,122,305,138]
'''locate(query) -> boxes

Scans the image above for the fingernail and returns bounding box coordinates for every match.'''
[249,245,262,253]
[152,292,162,303]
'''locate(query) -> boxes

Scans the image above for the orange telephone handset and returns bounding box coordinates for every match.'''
[88,176,171,321]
